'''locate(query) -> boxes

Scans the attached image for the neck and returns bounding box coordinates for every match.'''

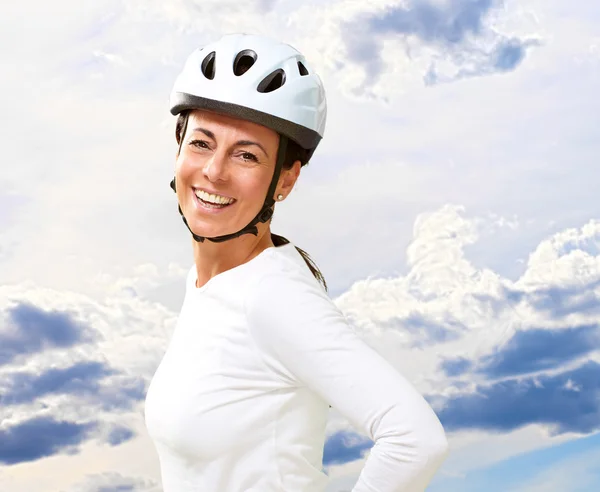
[191,226,274,289]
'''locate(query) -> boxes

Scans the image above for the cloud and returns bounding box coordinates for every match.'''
[425,36,540,85]
[476,324,599,378]
[66,472,161,492]
[0,361,115,405]
[0,282,175,474]
[0,1,599,488]
[506,279,600,319]
[437,360,600,435]
[0,358,142,464]
[1,201,599,483]
[0,416,97,465]
[0,302,97,366]
[98,377,147,412]
[369,0,496,42]
[291,0,540,99]
[0,277,178,377]
[441,323,600,378]
[119,0,281,38]
[0,360,146,411]
[106,426,136,446]
[381,312,464,347]
[328,203,600,465]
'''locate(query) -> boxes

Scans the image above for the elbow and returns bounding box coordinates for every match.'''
[412,405,450,466]
[382,425,449,478]
[421,429,449,465]
[411,422,449,470]
[385,421,450,466]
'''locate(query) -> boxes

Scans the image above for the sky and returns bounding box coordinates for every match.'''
[1,0,599,490]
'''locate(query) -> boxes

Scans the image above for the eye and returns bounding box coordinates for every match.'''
[240,151,258,163]
[189,139,210,149]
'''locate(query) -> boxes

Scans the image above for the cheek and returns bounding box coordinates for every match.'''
[239,171,271,200]
[175,155,195,181]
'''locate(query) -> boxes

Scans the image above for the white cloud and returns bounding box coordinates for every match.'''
[1,0,600,489]
[286,0,543,100]
[1,204,599,489]
[323,204,600,478]
[0,279,175,490]
[66,471,161,492]
[3,0,599,305]
[519,220,600,288]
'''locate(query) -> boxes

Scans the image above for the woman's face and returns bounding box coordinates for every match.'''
[174,109,281,239]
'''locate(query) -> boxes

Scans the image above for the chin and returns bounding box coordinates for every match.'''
[188,219,242,240]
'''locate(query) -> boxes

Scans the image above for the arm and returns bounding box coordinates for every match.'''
[245,273,449,492]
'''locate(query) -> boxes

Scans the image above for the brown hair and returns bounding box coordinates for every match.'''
[176,111,328,292]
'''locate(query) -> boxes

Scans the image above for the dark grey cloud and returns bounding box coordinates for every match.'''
[381,312,463,347]
[474,277,600,320]
[436,360,600,434]
[0,417,136,465]
[478,324,599,378]
[0,359,142,464]
[0,360,147,410]
[522,279,600,318]
[441,323,599,378]
[341,0,536,91]
[106,425,136,446]
[0,301,97,366]
[0,361,116,405]
[98,376,147,412]
[0,415,97,465]
[323,430,373,466]
[367,0,495,44]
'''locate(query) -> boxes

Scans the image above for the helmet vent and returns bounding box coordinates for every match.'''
[233,50,258,76]
[257,69,286,93]
[201,51,216,80]
[298,61,309,76]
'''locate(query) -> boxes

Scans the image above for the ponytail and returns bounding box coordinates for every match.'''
[271,233,327,292]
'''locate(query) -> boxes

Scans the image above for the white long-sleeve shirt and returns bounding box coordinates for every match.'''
[144,242,448,492]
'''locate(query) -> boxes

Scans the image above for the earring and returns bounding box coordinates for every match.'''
[277,194,284,201]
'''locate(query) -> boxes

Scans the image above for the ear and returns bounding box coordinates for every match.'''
[278,160,302,197]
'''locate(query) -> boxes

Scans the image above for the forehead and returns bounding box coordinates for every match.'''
[188,109,278,143]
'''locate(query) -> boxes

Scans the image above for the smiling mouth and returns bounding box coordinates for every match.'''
[193,188,236,209]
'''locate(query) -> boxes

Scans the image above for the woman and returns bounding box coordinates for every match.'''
[144,33,449,491]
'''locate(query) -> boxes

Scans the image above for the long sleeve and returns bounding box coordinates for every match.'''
[245,272,449,492]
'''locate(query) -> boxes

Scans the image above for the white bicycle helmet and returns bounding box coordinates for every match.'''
[168,33,328,243]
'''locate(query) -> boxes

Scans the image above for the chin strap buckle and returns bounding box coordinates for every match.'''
[258,207,274,223]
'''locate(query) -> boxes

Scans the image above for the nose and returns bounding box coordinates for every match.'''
[202,150,228,183]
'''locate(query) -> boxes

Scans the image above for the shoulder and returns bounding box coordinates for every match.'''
[245,268,345,343]
[258,243,327,291]
[247,264,328,308]
[244,244,338,331]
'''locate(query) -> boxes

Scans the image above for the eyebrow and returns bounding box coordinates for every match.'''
[192,127,269,158]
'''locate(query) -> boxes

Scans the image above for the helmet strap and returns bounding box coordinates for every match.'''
[170,112,289,244]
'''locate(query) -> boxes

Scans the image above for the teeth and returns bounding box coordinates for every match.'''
[195,189,234,205]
